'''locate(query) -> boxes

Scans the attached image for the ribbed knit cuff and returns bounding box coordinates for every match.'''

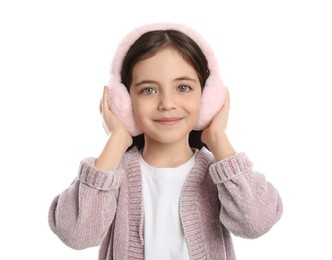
[209,152,253,184]
[78,158,121,191]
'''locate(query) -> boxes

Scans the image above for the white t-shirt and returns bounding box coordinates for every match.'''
[140,152,196,260]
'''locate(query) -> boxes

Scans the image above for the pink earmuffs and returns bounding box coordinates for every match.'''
[107,23,227,136]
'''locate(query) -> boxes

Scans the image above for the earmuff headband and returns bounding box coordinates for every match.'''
[107,23,226,136]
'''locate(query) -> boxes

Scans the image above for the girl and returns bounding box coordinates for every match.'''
[49,23,283,260]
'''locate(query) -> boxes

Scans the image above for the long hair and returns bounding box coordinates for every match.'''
[121,30,210,151]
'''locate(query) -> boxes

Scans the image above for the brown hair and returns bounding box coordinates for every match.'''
[121,29,210,150]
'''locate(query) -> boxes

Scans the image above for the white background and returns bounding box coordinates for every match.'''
[1,0,331,259]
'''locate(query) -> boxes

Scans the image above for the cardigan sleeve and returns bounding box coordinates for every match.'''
[209,153,283,239]
[48,158,122,250]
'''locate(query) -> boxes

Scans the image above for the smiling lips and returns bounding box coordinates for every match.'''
[154,117,183,125]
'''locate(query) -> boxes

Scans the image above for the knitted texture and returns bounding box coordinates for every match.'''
[49,148,283,259]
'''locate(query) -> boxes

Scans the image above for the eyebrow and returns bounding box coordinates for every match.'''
[133,76,197,88]
[133,80,159,88]
[174,76,198,83]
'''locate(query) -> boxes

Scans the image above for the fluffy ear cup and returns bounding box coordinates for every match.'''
[194,74,227,130]
[106,23,226,137]
[107,83,142,136]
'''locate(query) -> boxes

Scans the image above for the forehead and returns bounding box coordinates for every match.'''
[132,48,198,79]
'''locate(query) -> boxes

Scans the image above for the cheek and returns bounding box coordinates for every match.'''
[131,99,150,125]
[188,96,202,117]
[131,101,142,119]
[193,105,201,121]
[130,93,141,116]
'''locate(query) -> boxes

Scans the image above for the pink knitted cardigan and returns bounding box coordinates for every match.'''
[49,148,282,260]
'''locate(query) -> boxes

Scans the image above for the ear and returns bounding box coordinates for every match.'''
[194,74,227,130]
[107,83,143,136]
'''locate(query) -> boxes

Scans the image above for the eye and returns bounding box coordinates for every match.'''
[177,85,191,92]
[142,87,156,95]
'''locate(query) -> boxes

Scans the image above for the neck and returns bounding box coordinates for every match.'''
[141,139,194,168]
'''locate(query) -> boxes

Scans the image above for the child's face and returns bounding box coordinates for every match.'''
[129,47,202,146]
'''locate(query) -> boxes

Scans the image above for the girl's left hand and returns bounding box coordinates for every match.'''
[201,89,230,145]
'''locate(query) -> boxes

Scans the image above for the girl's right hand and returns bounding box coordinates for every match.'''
[95,86,132,170]
[100,86,132,148]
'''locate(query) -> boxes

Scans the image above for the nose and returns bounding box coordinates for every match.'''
[158,91,176,111]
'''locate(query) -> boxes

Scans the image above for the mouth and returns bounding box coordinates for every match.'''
[154,117,183,126]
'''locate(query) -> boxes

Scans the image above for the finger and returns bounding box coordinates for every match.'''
[100,86,107,114]
[102,86,109,112]
[225,88,230,103]
[99,98,102,114]
[222,89,230,111]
